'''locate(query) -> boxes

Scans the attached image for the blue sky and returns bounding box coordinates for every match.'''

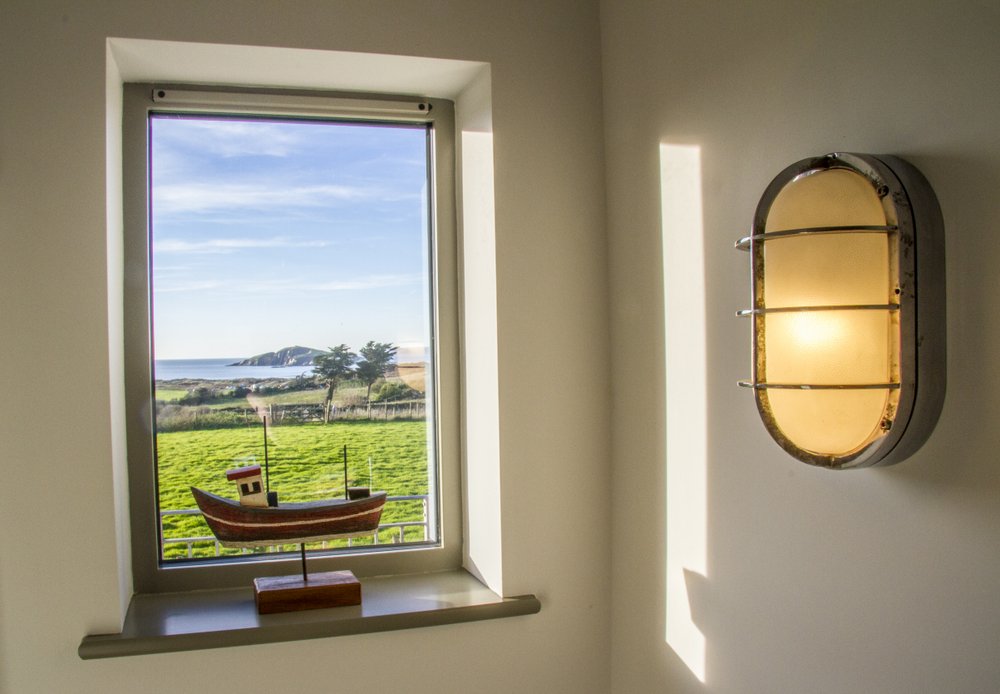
[150,114,431,361]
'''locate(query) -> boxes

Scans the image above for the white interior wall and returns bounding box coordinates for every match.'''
[9,1,990,692]
[602,1,1000,692]
[0,2,610,692]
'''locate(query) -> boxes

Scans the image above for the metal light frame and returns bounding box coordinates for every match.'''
[737,152,945,469]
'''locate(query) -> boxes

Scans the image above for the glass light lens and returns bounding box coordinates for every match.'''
[766,390,889,456]
[764,310,890,385]
[758,167,898,457]
[764,233,888,307]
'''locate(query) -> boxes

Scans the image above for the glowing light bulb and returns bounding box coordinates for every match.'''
[788,312,841,349]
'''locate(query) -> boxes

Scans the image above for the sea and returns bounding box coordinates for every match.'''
[154,358,316,382]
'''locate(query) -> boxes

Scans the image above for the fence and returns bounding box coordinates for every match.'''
[160,494,429,559]
[156,399,427,432]
[237,399,426,424]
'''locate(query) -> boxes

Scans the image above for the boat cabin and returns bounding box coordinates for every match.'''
[225,464,267,507]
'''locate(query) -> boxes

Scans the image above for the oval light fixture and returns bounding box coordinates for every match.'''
[737,153,945,469]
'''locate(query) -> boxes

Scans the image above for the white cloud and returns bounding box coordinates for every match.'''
[154,236,331,254]
[156,119,302,158]
[154,273,422,293]
[153,182,379,215]
[239,274,422,293]
[155,280,227,293]
[305,274,422,291]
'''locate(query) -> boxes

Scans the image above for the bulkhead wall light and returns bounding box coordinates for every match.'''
[737,153,945,469]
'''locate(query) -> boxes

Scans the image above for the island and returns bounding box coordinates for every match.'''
[229,345,325,367]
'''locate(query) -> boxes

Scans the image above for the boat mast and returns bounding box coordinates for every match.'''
[263,416,271,494]
[343,444,348,500]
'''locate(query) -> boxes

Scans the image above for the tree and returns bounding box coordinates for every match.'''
[356,341,398,403]
[313,344,357,411]
[371,380,419,403]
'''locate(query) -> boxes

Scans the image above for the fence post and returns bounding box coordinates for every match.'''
[422,498,428,541]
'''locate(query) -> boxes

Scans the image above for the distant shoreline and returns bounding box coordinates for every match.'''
[154,357,426,383]
[154,358,316,382]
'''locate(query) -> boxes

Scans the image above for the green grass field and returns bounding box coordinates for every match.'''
[157,420,431,560]
[255,387,327,405]
[201,395,254,409]
[155,388,188,402]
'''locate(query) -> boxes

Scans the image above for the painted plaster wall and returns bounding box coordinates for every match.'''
[0,2,610,692]
[602,1,1000,692]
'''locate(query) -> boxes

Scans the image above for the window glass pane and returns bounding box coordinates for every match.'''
[149,114,437,562]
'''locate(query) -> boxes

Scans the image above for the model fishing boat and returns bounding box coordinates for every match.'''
[189,420,384,613]
[191,482,386,548]
[190,424,386,548]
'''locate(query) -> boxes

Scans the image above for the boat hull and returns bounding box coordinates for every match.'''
[190,487,387,548]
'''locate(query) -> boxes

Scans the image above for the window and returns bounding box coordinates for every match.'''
[123,85,461,592]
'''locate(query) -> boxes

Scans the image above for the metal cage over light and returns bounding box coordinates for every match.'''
[737,153,945,469]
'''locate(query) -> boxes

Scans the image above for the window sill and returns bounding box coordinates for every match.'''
[78,569,539,659]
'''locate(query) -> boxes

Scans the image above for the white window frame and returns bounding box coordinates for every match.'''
[122,83,462,593]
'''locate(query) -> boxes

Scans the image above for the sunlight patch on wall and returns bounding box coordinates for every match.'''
[661,143,707,683]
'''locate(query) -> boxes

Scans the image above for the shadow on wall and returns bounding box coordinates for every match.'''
[886,151,1000,491]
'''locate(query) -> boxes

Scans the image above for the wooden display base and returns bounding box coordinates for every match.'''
[254,570,361,614]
